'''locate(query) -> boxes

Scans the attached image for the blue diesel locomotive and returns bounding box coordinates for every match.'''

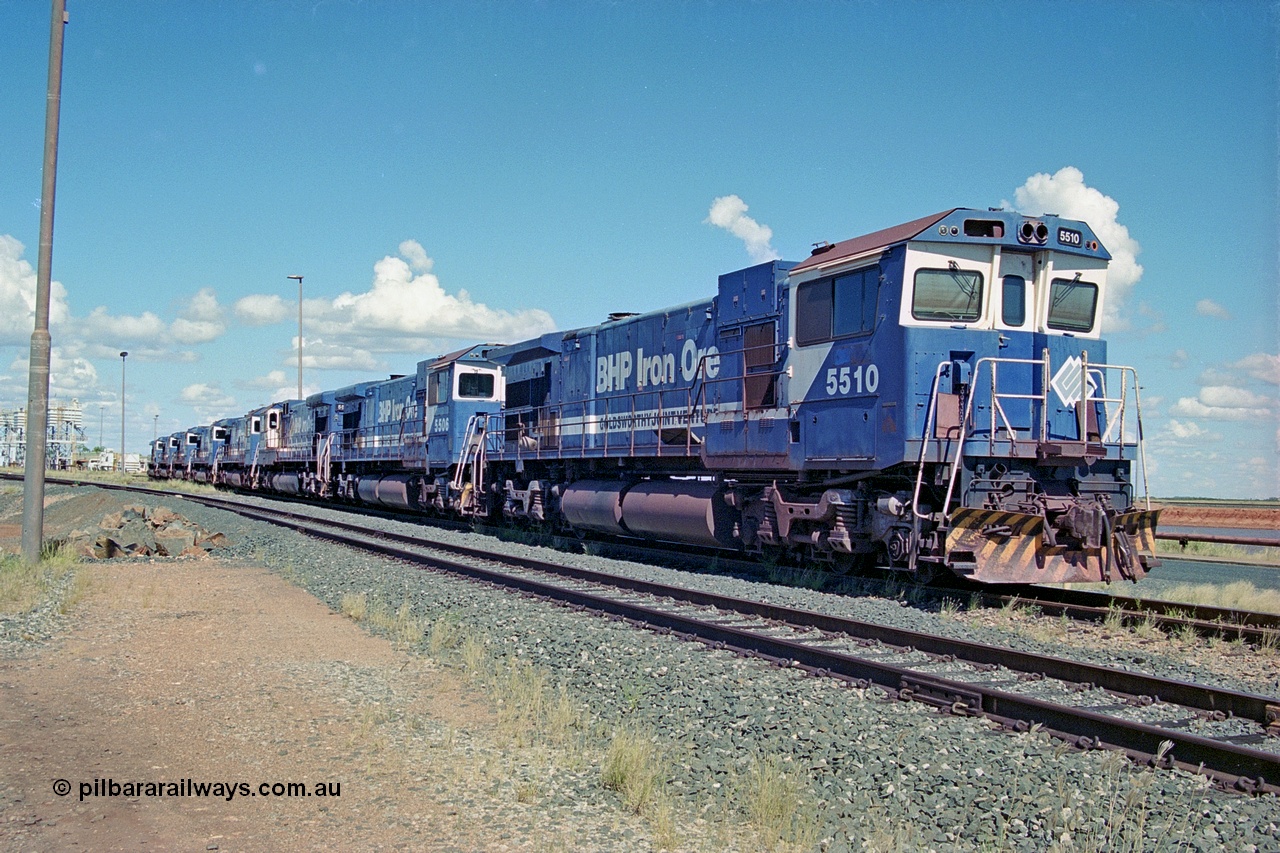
[152,208,1159,585]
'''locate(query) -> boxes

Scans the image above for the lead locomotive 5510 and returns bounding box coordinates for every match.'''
[154,209,1159,585]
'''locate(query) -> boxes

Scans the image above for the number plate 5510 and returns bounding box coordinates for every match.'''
[826,364,880,396]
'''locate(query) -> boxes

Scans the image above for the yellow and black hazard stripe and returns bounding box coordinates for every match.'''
[946,508,1045,577]
[1113,509,1161,553]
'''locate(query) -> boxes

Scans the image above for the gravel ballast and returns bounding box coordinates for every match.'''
[7,483,1280,851]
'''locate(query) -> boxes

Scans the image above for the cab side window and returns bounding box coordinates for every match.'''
[428,371,449,405]
[796,265,879,345]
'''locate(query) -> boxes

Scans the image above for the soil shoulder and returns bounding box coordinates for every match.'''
[1155,504,1279,530]
[0,557,569,852]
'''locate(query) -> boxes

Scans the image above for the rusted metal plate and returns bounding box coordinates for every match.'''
[946,507,1154,584]
[1115,508,1161,553]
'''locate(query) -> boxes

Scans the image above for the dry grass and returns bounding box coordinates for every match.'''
[602,725,668,815]
[343,593,428,648]
[1156,539,1280,566]
[340,591,368,621]
[737,754,819,850]
[0,544,85,616]
[1154,580,1280,615]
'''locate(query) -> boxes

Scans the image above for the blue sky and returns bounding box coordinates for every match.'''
[0,1,1276,497]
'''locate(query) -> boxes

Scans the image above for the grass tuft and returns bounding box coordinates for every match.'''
[601,725,667,815]
[0,544,83,617]
[340,591,368,621]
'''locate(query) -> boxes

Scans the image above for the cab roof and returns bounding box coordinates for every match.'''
[791,210,955,275]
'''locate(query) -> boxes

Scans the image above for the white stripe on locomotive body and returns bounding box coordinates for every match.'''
[780,338,835,408]
[781,253,868,409]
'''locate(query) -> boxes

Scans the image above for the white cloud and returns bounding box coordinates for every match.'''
[263,241,558,366]
[297,338,381,372]
[5,348,100,401]
[705,195,781,263]
[399,239,433,272]
[1164,419,1221,442]
[0,234,71,345]
[1194,298,1231,319]
[1006,167,1142,331]
[170,288,226,344]
[234,293,290,326]
[246,370,289,390]
[179,382,240,422]
[80,307,168,342]
[76,287,228,354]
[1169,386,1274,421]
[1199,385,1272,409]
[239,371,311,407]
[180,382,236,408]
[1234,352,1280,385]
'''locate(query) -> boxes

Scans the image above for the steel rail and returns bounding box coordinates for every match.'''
[19,474,1280,651]
[172,493,1280,794]
[182,494,1280,721]
[993,585,1280,643]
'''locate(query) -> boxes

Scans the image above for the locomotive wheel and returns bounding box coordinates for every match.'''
[912,561,939,585]
[830,554,857,576]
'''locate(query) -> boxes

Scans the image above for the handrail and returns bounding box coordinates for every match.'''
[939,352,1150,517]
[911,361,951,523]
[486,334,794,463]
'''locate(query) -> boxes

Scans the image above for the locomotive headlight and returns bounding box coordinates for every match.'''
[1018,220,1049,245]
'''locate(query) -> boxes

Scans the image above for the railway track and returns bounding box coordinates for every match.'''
[129,487,1280,795]
[14,473,1280,646]
[979,585,1280,647]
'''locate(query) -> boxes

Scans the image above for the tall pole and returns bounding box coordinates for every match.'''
[287,274,303,399]
[119,351,127,471]
[21,0,68,564]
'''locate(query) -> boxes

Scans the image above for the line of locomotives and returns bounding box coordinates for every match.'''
[150,208,1161,585]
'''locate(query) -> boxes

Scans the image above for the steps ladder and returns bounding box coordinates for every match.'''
[451,414,488,513]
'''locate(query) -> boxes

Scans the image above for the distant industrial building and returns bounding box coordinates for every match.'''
[0,399,89,469]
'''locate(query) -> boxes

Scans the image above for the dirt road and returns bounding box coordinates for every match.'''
[0,558,645,852]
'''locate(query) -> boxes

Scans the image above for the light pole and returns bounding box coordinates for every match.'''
[99,405,104,448]
[287,274,303,400]
[119,351,127,471]
[20,0,68,564]
[153,414,158,441]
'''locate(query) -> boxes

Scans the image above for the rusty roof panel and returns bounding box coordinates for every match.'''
[791,209,957,274]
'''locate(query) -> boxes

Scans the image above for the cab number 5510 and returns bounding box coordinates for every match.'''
[826,364,879,396]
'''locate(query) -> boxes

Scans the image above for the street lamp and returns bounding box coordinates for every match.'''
[20,0,69,564]
[119,351,127,471]
[287,274,303,400]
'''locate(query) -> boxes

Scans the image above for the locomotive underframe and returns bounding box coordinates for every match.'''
[167,441,1158,587]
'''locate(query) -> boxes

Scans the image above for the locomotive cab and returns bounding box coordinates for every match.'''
[775,209,1157,583]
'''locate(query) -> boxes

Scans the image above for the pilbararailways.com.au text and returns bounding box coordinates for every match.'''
[55,778,341,802]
